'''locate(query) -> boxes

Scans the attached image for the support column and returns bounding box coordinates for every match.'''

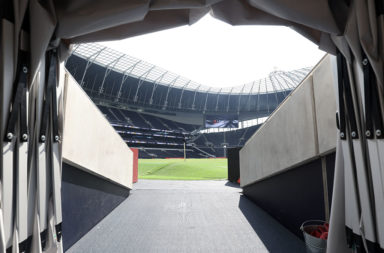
[191,85,201,110]
[215,88,222,111]
[79,47,106,87]
[237,84,246,113]
[178,80,191,109]
[149,72,167,105]
[116,61,141,101]
[162,76,179,110]
[133,66,155,102]
[203,87,211,113]
[98,54,124,95]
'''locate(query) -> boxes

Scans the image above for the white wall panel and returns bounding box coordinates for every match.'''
[240,55,337,187]
[62,71,133,189]
[240,76,317,186]
[312,56,337,154]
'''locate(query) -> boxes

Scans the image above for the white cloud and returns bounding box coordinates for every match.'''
[101,15,325,88]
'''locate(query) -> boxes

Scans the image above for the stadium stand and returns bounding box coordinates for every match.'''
[97,104,258,158]
[65,43,310,158]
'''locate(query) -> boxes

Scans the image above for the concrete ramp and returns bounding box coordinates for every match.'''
[67,180,305,253]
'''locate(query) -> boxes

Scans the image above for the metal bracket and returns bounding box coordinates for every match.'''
[4,51,29,143]
[39,50,60,143]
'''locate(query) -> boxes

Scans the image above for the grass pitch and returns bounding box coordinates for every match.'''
[138,158,228,180]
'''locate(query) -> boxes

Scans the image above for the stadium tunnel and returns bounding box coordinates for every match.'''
[1,0,384,252]
[60,44,313,250]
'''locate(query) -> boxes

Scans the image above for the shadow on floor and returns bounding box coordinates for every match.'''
[224,181,241,188]
[238,195,306,253]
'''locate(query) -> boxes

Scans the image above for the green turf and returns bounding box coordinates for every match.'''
[138,158,228,180]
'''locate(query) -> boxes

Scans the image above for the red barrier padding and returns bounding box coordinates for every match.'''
[130,148,139,183]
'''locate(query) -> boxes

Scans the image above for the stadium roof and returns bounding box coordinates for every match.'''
[72,43,312,95]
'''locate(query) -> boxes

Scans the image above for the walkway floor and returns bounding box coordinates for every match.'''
[67,180,306,253]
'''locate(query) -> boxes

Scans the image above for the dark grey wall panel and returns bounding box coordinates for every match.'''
[243,152,335,239]
[0,0,14,22]
[227,147,241,183]
[62,163,130,251]
[326,153,336,207]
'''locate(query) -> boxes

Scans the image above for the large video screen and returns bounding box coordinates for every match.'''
[205,115,239,128]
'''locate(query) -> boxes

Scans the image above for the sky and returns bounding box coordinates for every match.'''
[101,15,325,88]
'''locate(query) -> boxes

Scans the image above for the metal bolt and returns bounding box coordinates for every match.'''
[340,132,345,138]
[362,58,368,66]
[351,131,357,138]
[6,133,13,140]
[376,129,382,137]
[366,130,371,137]
[22,66,28,73]
[40,135,46,142]
[55,135,60,141]
[22,134,28,141]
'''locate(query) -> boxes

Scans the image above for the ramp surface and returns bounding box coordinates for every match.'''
[67,180,305,253]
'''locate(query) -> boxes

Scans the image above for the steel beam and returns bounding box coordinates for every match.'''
[226,87,234,112]
[271,73,288,96]
[203,87,212,113]
[178,80,191,109]
[149,71,168,105]
[98,54,124,95]
[237,84,246,113]
[264,78,270,113]
[247,81,256,111]
[215,88,222,111]
[268,75,279,106]
[133,66,155,102]
[191,85,201,110]
[163,76,180,109]
[116,61,141,100]
[79,47,106,87]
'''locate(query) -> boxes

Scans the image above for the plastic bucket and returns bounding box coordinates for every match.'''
[300,220,327,253]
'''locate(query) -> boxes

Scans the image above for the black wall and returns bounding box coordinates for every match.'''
[62,163,130,251]
[227,147,241,183]
[243,152,335,239]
